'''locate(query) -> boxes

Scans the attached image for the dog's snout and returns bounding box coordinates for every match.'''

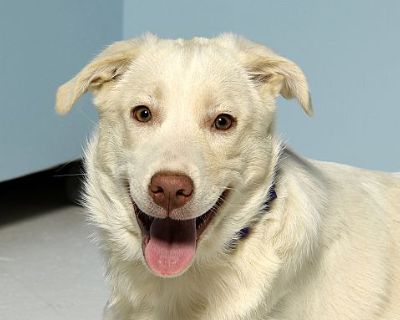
[149,172,194,212]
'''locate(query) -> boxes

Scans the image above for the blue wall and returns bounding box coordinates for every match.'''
[123,0,400,171]
[0,1,122,181]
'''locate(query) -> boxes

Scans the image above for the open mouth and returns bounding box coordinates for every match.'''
[130,189,229,277]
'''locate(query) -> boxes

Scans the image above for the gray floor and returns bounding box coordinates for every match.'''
[0,174,108,320]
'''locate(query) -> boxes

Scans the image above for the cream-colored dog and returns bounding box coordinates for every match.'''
[56,34,400,320]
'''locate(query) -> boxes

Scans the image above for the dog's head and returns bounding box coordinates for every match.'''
[56,34,311,277]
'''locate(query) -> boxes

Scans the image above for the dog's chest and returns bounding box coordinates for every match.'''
[121,259,282,320]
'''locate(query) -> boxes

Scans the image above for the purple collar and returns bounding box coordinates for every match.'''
[227,183,277,249]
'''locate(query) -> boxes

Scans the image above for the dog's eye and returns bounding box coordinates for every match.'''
[131,105,152,122]
[213,114,234,130]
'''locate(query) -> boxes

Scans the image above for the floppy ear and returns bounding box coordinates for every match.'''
[219,34,313,116]
[246,56,313,116]
[55,39,143,115]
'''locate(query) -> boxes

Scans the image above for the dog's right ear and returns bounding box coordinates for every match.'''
[56,38,147,115]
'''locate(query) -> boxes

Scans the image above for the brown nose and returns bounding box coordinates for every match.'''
[149,172,194,212]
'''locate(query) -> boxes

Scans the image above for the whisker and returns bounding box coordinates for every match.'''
[53,173,87,178]
[77,108,97,126]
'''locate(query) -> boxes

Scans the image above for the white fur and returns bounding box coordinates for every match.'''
[57,34,400,320]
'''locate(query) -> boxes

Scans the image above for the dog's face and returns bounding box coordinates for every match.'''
[56,34,311,277]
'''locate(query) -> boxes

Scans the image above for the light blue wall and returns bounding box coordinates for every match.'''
[0,1,122,181]
[123,0,400,171]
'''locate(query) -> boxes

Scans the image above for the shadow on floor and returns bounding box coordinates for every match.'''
[0,160,84,225]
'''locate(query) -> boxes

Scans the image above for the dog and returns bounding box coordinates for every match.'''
[56,34,400,320]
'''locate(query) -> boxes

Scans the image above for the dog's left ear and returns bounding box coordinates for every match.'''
[218,34,313,116]
[246,56,313,116]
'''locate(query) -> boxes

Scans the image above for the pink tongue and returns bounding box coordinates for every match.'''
[144,218,196,276]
